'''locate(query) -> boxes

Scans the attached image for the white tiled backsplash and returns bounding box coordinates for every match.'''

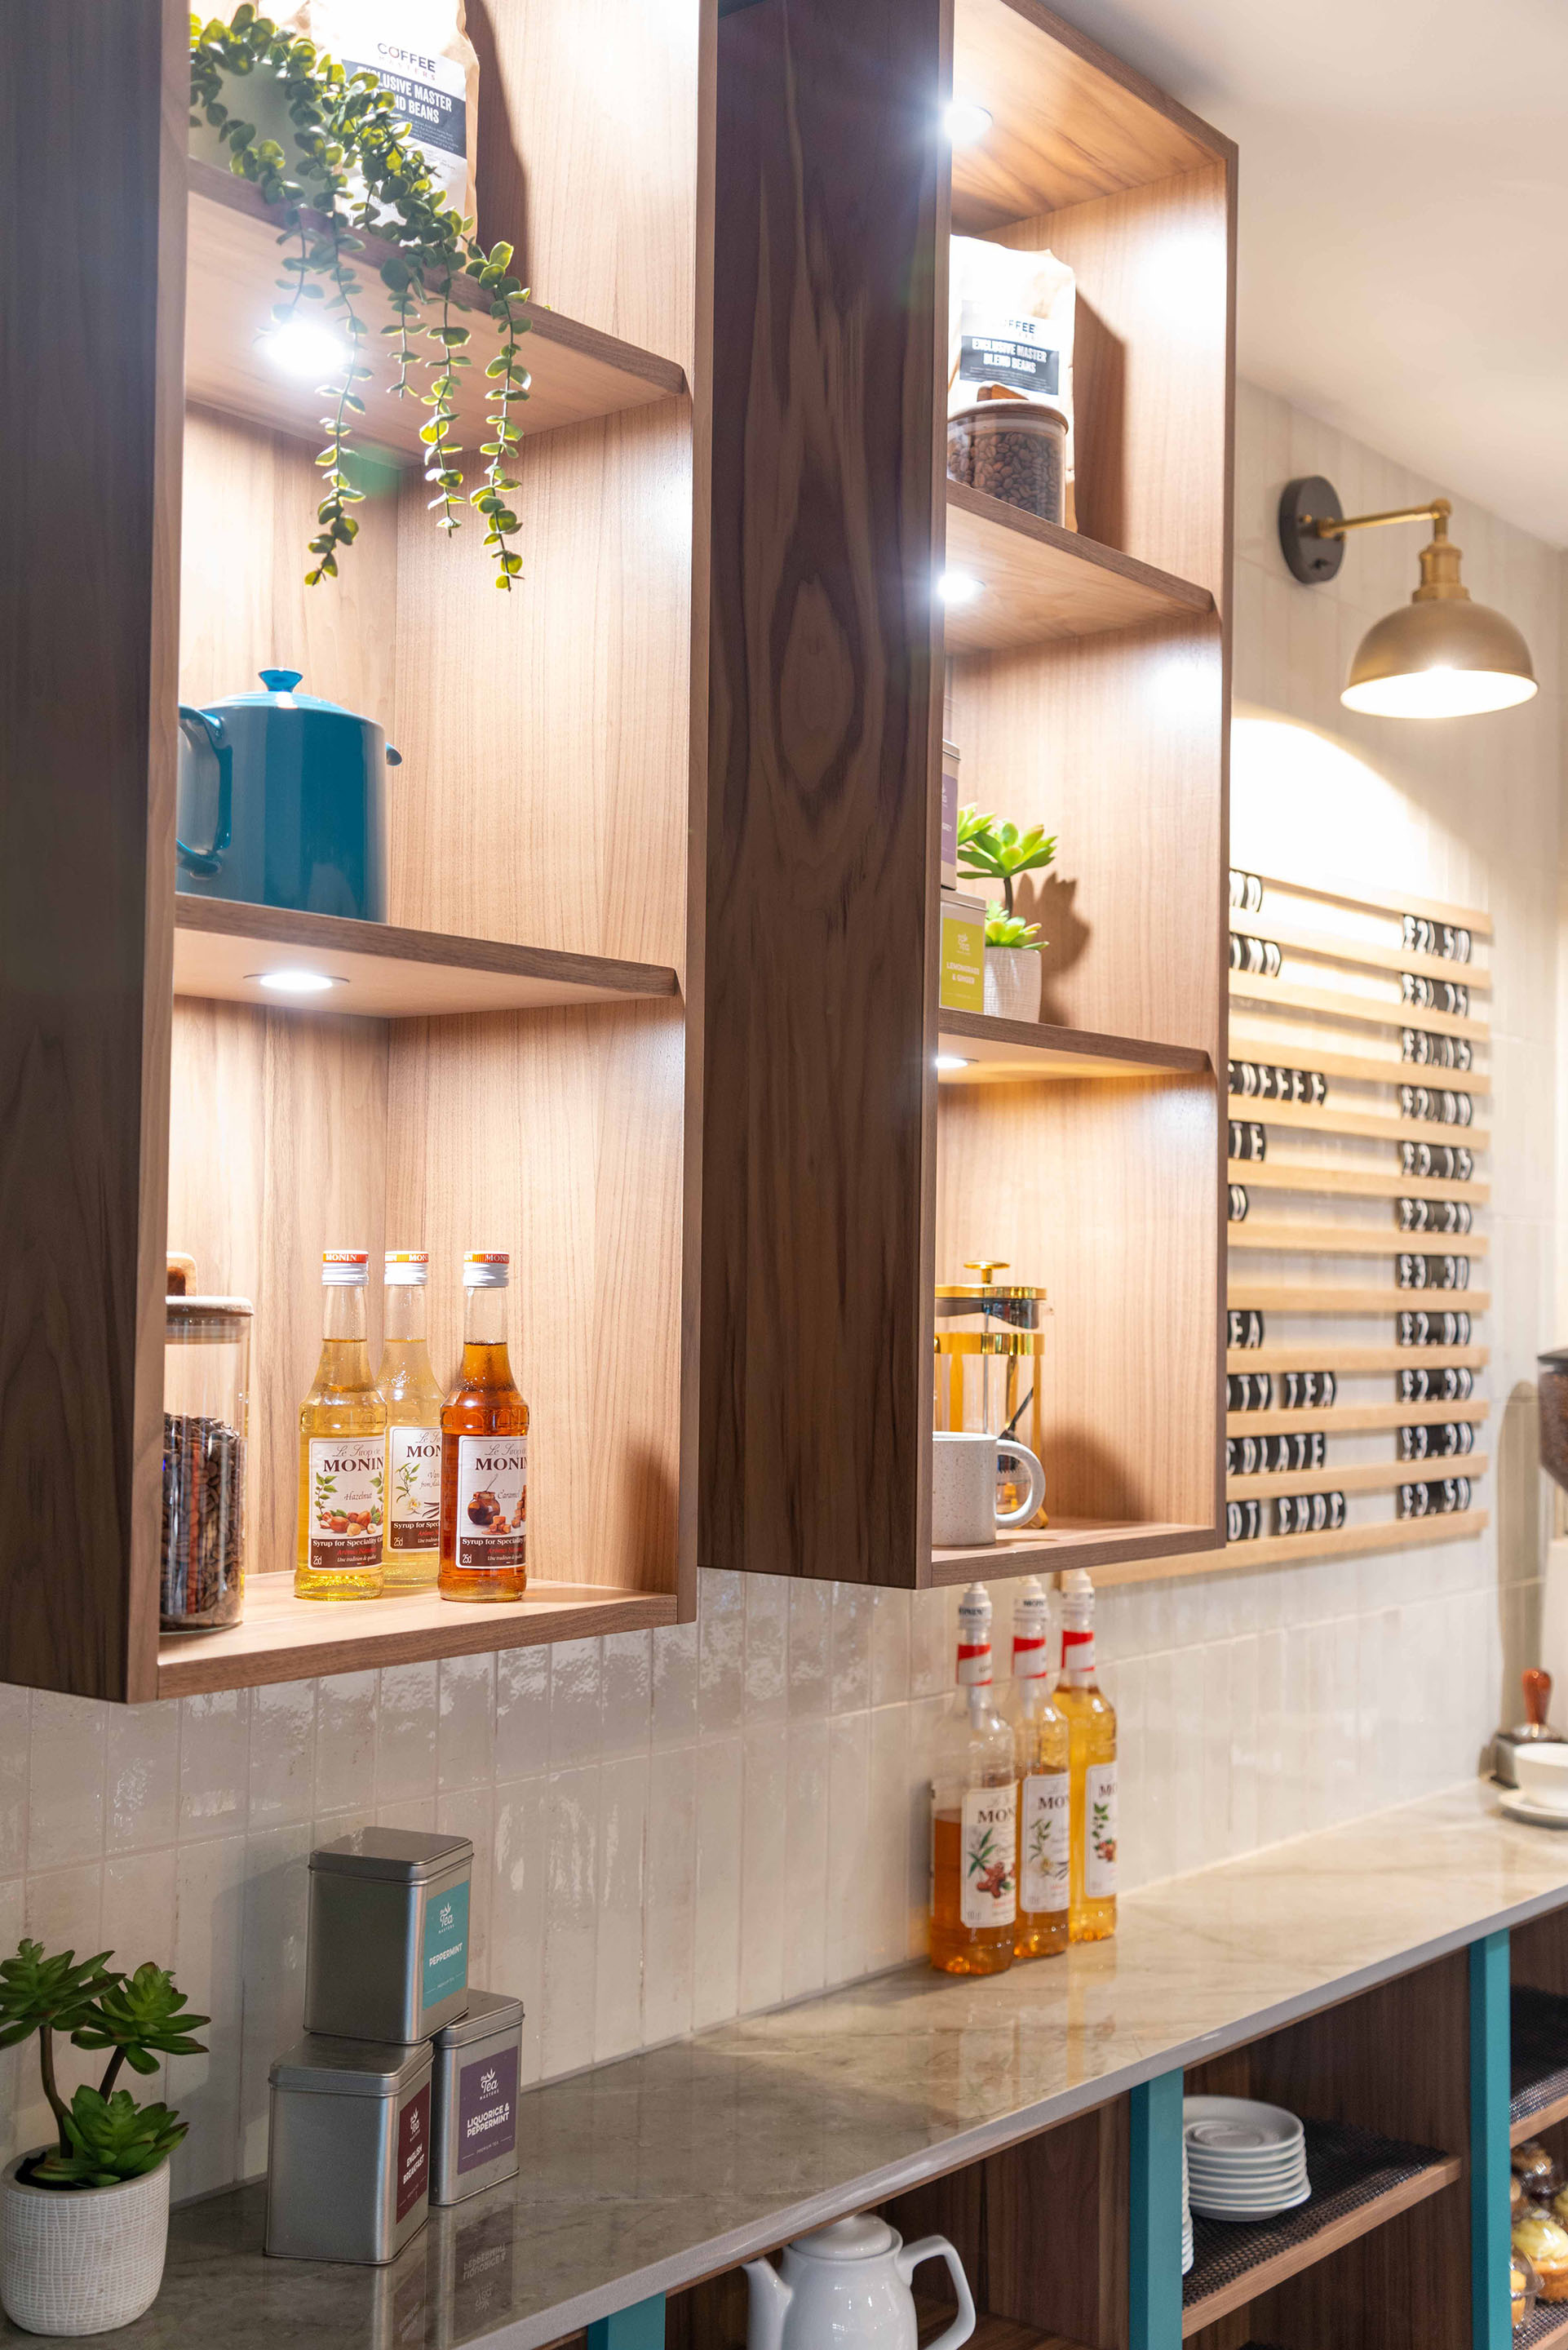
[1,382,1562,2197]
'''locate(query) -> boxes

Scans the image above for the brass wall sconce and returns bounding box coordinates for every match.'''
[1278,476,1537,718]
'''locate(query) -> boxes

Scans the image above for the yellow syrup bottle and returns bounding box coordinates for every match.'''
[1003,1576,1070,1958]
[376,1250,444,1590]
[929,1583,1017,1976]
[295,1250,387,1602]
[1057,1568,1116,1942]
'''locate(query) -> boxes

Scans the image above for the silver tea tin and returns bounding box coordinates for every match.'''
[429,1988,525,2205]
[306,1827,473,2042]
[265,2033,434,2264]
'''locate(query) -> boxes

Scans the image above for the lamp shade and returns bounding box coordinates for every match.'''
[1342,596,1537,719]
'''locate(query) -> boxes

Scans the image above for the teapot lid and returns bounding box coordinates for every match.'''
[790,2216,898,2262]
[217,668,363,718]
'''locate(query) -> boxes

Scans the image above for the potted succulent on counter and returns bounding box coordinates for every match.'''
[957,806,1056,1022]
[0,1941,209,2337]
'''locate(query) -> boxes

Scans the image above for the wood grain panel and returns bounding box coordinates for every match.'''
[937,1074,1221,1530]
[0,0,186,1700]
[385,1001,684,1595]
[993,165,1232,599]
[950,0,1225,229]
[179,403,401,729]
[1229,1344,1488,1373]
[167,1001,391,1582]
[930,1520,1215,1586]
[1228,1457,1488,1503]
[942,486,1213,654]
[389,398,693,975]
[1235,1093,1490,1151]
[185,165,686,462]
[938,1009,1210,1082]
[1229,1283,1491,1316]
[950,620,1225,1056]
[1513,1913,1568,2001]
[1227,1401,1489,1439]
[701,0,946,1585]
[173,898,678,1019]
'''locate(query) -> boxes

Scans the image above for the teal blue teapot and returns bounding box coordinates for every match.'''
[176,669,400,922]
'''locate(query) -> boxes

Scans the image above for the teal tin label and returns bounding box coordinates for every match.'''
[422,1880,470,2013]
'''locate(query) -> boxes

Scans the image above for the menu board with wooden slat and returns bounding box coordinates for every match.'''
[1222,863,1491,1552]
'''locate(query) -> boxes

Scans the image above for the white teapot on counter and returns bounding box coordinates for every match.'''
[744,2215,976,2350]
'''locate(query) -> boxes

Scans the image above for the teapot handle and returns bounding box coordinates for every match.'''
[895,2237,975,2350]
[175,707,233,876]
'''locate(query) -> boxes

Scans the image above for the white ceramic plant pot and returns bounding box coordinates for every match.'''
[983,946,1043,1023]
[2,2154,170,2337]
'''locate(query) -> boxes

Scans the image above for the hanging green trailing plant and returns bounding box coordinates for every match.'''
[190,7,531,588]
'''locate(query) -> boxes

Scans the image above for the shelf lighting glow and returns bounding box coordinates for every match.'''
[252,968,342,995]
[262,318,352,381]
[944,99,994,148]
[939,571,981,606]
[935,1054,975,1071]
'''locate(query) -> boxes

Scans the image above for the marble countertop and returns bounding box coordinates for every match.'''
[16,1779,1568,2350]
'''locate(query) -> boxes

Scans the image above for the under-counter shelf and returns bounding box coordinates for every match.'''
[173,895,680,1018]
[1180,2119,1460,2335]
[157,1575,676,1698]
[1510,1985,1568,2142]
[942,483,1215,654]
[187,160,687,458]
[937,1009,1211,1083]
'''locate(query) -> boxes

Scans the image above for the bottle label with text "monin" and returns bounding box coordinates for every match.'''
[308,1438,383,1569]
[455,1435,526,1569]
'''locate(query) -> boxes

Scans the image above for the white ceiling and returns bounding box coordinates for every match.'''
[1047,0,1568,547]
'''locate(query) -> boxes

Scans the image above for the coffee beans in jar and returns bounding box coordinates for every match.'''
[162,1294,251,1631]
[947,398,1069,525]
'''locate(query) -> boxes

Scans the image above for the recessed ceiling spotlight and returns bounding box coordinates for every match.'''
[251,968,343,995]
[944,99,994,149]
[935,1053,975,1071]
[262,318,352,381]
[939,571,981,606]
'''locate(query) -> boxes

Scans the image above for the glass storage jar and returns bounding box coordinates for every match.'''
[946,397,1068,525]
[162,1295,251,1631]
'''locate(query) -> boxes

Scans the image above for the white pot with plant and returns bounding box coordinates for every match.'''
[0,1941,209,2336]
[957,806,1056,1023]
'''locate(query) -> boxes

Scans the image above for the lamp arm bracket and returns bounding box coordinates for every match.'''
[1309,498,1450,541]
[1279,477,1451,587]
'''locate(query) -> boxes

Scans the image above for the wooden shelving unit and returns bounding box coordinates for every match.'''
[1229,1344,1489,1376]
[1231,1282,1491,1315]
[0,3,714,1697]
[705,0,1232,1590]
[1508,1985,1568,2143]
[1229,1222,1487,1261]
[1226,1400,1489,1438]
[1089,1509,1487,1589]
[1229,967,1488,1043]
[1232,1160,1489,1206]
[1227,1457,1488,1504]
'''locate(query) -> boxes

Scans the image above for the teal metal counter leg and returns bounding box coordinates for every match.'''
[588,2295,667,2350]
[1472,1931,1511,2350]
[1130,2068,1185,2350]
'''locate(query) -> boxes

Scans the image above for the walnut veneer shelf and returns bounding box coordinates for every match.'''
[1226,1400,1489,1439]
[156,1575,678,1697]
[172,896,680,1019]
[1229,969,1489,1044]
[1228,1456,1488,1504]
[941,484,1216,654]
[1089,1507,1488,1587]
[187,159,688,459]
[1228,1343,1488,1374]
[1230,1160,1490,1208]
[1229,1281,1490,1316]
[930,1519,1216,1586]
[937,1009,1211,1083]
[1229,1222,1487,1260]
[1180,2120,1460,2336]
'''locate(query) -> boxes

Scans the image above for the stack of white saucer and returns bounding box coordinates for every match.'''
[1181,2139,1194,2272]
[1183,2095,1309,2220]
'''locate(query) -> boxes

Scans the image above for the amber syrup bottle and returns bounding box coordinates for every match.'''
[1003,1576,1070,1958]
[1058,1568,1118,1943]
[439,1252,529,1603]
[295,1249,386,1602]
[929,1584,1017,1975]
[376,1250,445,1590]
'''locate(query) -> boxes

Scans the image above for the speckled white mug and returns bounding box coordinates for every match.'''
[931,1432,1046,1548]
